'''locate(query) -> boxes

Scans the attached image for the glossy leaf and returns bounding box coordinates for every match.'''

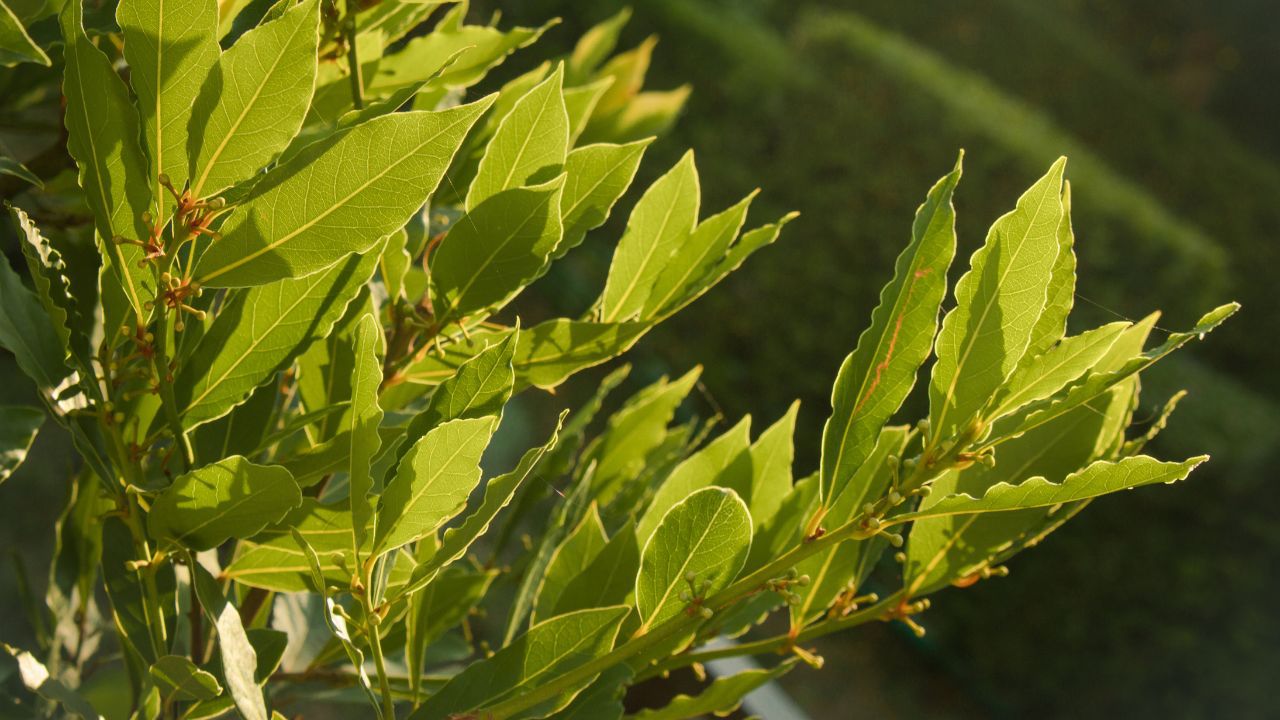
[900,455,1207,523]
[226,500,360,592]
[192,562,267,720]
[0,0,49,66]
[118,0,220,221]
[641,191,756,319]
[196,97,492,287]
[4,644,100,719]
[1027,181,1077,356]
[637,416,752,544]
[636,487,752,633]
[821,157,960,506]
[150,655,222,702]
[557,139,651,258]
[374,416,498,555]
[347,313,384,561]
[468,64,568,208]
[553,519,640,618]
[929,159,1066,440]
[189,0,319,198]
[406,565,495,700]
[533,505,607,623]
[401,330,516,448]
[413,606,630,720]
[746,401,798,528]
[148,456,300,550]
[599,151,699,321]
[176,251,376,428]
[60,1,155,324]
[983,321,1129,423]
[10,206,80,362]
[630,659,799,720]
[0,249,69,392]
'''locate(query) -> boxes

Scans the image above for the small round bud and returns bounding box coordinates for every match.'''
[888,490,903,505]
[174,321,185,332]
[886,455,900,470]
[679,590,691,602]
[698,606,714,619]
[141,211,153,224]
[144,332,155,343]
[684,571,697,584]
[113,412,125,424]
[209,197,226,209]
[886,532,904,548]
[157,173,171,187]
[894,551,907,564]
[796,574,811,587]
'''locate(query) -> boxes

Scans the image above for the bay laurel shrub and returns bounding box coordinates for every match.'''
[0,2,1236,719]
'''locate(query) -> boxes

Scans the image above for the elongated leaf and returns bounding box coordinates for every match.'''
[590,367,700,500]
[176,251,376,427]
[196,97,493,287]
[413,606,630,720]
[226,500,359,591]
[189,0,319,198]
[150,655,222,702]
[406,566,495,699]
[1027,181,1076,356]
[630,659,799,720]
[374,416,497,555]
[0,250,69,392]
[899,455,1207,523]
[821,157,960,506]
[556,139,650,258]
[1001,303,1238,440]
[929,158,1066,440]
[0,405,42,486]
[292,531,385,719]
[403,330,516,444]
[10,206,81,362]
[118,0,220,223]
[373,18,550,96]
[642,191,756,320]
[566,7,630,82]
[654,213,798,321]
[0,0,49,66]
[553,664,632,720]
[347,313,384,561]
[396,415,565,601]
[984,321,1129,422]
[746,402,798,528]
[636,487,752,632]
[0,152,40,186]
[4,643,101,719]
[148,456,300,550]
[599,151,699,321]
[533,505,607,623]
[553,520,640,618]
[468,64,568,208]
[432,176,566,325]
[637,417,752,544]
[564,77,612,143]
[60,2,155,324]
[191,562,267,720]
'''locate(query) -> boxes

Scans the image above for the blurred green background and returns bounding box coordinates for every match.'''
[496,0,1280,717]
[3,0,1277,717]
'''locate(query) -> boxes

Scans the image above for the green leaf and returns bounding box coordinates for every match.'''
[556,139,651,259]
[191,562,267,720]
[374,416,497,556]
[371,17,551,96]
[402,330,516,444]
[412,606,630,720]
[899,455,1208,523]
[628,659,799,720]
[983,321,1129,423]
[3,643,101,719]
[821,157,961,506]
[0,248,69,392]
[291,530,386,719]
[406,564,495,699]
[552,664,632,720]
[1026,181,1076,356]
[581,86,690,146]
[0,0,48,66]
[566,7,630,82]
[118,0,220,223]
[395,414,564,602]
[637,416,752,544]
[101,518,175,664]
[226,499,359,591]
[0,152,41,186]
[60,1,155,324]
[590,367,700,501]
[347,313,384,561]
[149,655,222,702]
[641,190,756,319]
[431,176,566,325]
[1000,303,1238,440]
[532,504,608,624]
[746,401,798,528]
[468,64,568,209]
[189,0,320,198]
[792,426,908,629]
[10,206,80,363]
[552,519,640,618]
[196,97,493,287]
[148,456,300,550]
[176,251,377,428]
[564,77,613,144]
[652,213,798,321]
[636,486,752,633]
[598,151,699,322]
[929,158,1067,440]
